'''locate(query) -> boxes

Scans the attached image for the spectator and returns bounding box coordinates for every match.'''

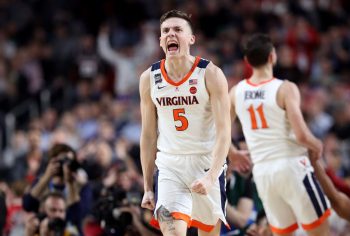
[22,143,92,234]
[97,22,158,98]
[24,192,79,236]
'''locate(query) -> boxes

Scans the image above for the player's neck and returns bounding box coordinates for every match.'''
[165,55,196,82]
[250,65,273,82]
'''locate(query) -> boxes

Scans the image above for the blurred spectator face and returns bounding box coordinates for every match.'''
[80,35,94,52]
[160,17,195,57]
[96,141,112,168]
[50,128,69,146]
[28,129,41,149]
[278,45,293,67]
[60,112,77,131]
[110,100,128,119]
[75,104,89,121]
[98,120,115,142]
[12,130,28,154]
[42,108,58,131]
[44,196,66,220]
[118,171,133,191]
[27,150,42,175]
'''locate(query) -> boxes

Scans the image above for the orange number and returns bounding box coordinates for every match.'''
[173,108,188,131]
[247,104,269,130]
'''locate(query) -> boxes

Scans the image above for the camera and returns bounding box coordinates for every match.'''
[56,156,80,177]
[93,187,142,235]
[48,217,67,236]
[34,213,66,236]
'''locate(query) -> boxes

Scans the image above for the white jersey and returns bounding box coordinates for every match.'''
[150,56,215,155]
[235,78,307,164]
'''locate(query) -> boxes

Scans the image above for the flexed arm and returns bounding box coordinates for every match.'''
[139,68,157,209]
[191,63,231,194]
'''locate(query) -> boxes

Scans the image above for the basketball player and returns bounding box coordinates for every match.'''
[230,34,330,236]
[139,10,231,236]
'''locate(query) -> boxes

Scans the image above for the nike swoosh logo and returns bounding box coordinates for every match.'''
[158,85,166,89]
[204,168,209,172]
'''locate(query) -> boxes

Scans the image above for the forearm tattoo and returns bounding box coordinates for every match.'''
[158,205,175,231]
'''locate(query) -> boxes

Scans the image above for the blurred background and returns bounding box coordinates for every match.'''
[0,0,350,235]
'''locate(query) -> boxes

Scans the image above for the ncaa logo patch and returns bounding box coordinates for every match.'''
[155,73,162,84]
[190,86,197,94]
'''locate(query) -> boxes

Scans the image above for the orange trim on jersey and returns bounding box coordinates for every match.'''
[270,223,299,234]
[160,56,201,86]
[149,212,191,230]
[149,217,160,229]
[149,212,225,233]
[171,212,191,224]
[301,208,331,231]
[246,77,275,87]
[190,220,215,232]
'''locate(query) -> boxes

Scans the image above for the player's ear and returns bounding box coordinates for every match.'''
[189,35,195,45]
[269,48,277,65]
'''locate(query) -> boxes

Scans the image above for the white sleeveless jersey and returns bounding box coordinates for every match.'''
[149,56,215,155]
[235,78,307,164]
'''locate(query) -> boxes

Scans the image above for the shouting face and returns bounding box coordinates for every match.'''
[160,17,195,58]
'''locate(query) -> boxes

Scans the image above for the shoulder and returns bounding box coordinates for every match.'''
[139,67,151,96]
[204,62,228,96]
[279,80,300,100]
[139,68,151,84]
[205,62,224,78]
[279,80,298,92]
[204,62,227,87]
[277,80,300,109]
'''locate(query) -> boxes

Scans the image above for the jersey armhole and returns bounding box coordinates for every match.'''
[275,80,286,111]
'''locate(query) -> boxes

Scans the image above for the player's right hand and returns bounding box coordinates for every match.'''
[141,191,155,210]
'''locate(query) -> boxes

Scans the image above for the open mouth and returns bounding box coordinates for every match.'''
[167,42,179,52]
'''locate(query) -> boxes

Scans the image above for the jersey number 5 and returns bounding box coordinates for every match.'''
[247,104,269,130]
[173,108,188,131]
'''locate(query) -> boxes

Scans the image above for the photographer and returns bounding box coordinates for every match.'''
[23,143,93,234]
[90,163,159,236]
[25,192,79,236]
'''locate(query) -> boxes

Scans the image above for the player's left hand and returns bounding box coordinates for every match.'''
[229,150,252,174]
[191,175,215,195]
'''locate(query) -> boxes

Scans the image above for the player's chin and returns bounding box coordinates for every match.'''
[167,50,180,57]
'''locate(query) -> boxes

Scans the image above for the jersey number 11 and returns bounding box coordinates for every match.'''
[247,103,269,130]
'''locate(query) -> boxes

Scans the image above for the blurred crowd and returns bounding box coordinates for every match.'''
[0,0,350,235]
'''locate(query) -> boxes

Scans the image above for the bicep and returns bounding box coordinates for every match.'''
[139,71,157,138]
[283,82,308,137]
[206,66,230,126]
